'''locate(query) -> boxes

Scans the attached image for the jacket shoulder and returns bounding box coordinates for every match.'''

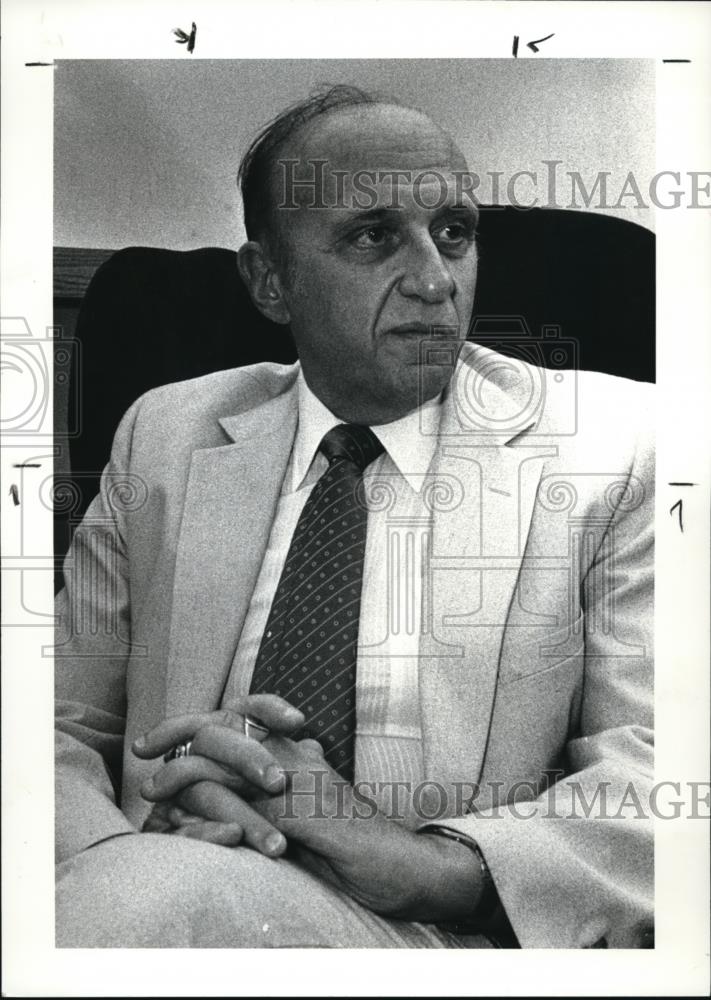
[537,365,654,475]
[104,362,298,470]
[528,362,654,438]
[126,362,297,445]
[138,362,296,419]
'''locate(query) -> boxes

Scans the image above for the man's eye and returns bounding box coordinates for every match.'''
[352,226,391,249]
[434,223,470,245]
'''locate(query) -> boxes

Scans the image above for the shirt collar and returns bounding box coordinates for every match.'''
[290,370,342,492]
[290,367,443,493]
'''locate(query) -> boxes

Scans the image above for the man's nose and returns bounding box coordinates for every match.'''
[397,237,455,303]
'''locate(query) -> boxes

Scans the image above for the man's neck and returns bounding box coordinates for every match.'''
[298,376,449,426]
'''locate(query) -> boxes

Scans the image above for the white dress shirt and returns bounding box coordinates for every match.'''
[222,368,443,826]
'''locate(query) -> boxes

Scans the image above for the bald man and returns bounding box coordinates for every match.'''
[55,86,654,948]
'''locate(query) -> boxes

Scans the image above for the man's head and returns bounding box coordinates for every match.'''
[237,86,478,424]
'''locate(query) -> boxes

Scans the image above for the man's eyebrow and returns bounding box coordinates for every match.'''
[333,207,402,231]
[433,203,480,226]
[332,203,479,233]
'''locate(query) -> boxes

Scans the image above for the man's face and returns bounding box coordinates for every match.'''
[270,105,478,424]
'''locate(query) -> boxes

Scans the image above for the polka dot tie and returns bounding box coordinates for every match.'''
[249,424,384,781]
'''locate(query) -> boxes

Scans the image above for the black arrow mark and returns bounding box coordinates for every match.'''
[173,21,197,54]
[527,32,555,54]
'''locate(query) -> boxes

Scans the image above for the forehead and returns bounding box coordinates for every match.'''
[287,103,468,174]
[270,104,471,227]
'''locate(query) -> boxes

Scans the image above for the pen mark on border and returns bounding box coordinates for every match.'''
[173,21,197,54]
[527,33,555,54]
[669,499,684,532]
[512,32,554,58]
[9,485,20,506]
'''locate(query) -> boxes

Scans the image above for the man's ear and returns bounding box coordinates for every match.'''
[237,241,291,325]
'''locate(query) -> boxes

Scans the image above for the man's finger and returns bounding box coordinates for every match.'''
[173,820,245,848]
[189,725,288,793]
[140,754,254,802]
[141,802,174,833]
[139,729,289,798]
[132,697,305,759]
[227,694,305,735]
[167,804,201,826]
[132,711,228,758]
[297,738,327,759]
[179,780,287,858]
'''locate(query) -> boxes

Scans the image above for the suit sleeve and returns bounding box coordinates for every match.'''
[427,411,655,948]
[55,398,146,862]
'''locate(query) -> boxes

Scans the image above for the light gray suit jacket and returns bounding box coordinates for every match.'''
[56,342,654,948]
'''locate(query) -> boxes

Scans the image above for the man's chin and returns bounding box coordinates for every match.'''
[374,368,451,420]
[413,364,456,406]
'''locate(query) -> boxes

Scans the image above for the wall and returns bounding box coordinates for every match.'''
[54,58,655,250]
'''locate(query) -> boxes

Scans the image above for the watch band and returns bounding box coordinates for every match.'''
[427,825,500,922]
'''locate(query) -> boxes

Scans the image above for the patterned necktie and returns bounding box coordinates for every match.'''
[249,423,384,780]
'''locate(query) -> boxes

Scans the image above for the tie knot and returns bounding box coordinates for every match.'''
[319,424,384,473]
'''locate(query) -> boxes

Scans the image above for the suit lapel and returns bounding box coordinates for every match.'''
[419,345,550,801]
[166,381,298,716]
[164,346,551,785]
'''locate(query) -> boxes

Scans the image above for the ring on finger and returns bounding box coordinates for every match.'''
[163,739,194,763]
[243,714,270,741]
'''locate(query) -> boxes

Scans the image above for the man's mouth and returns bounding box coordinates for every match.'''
[385,322,459,337]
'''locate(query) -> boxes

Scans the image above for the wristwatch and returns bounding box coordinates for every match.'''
[427,825,500,923]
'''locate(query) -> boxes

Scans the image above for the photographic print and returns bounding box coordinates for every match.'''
[2,2,709,996]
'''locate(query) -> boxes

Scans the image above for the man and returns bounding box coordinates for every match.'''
[55,86,654,948]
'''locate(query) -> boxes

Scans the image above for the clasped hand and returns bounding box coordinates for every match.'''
[133,695,483,921]
[134,694,313,855]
